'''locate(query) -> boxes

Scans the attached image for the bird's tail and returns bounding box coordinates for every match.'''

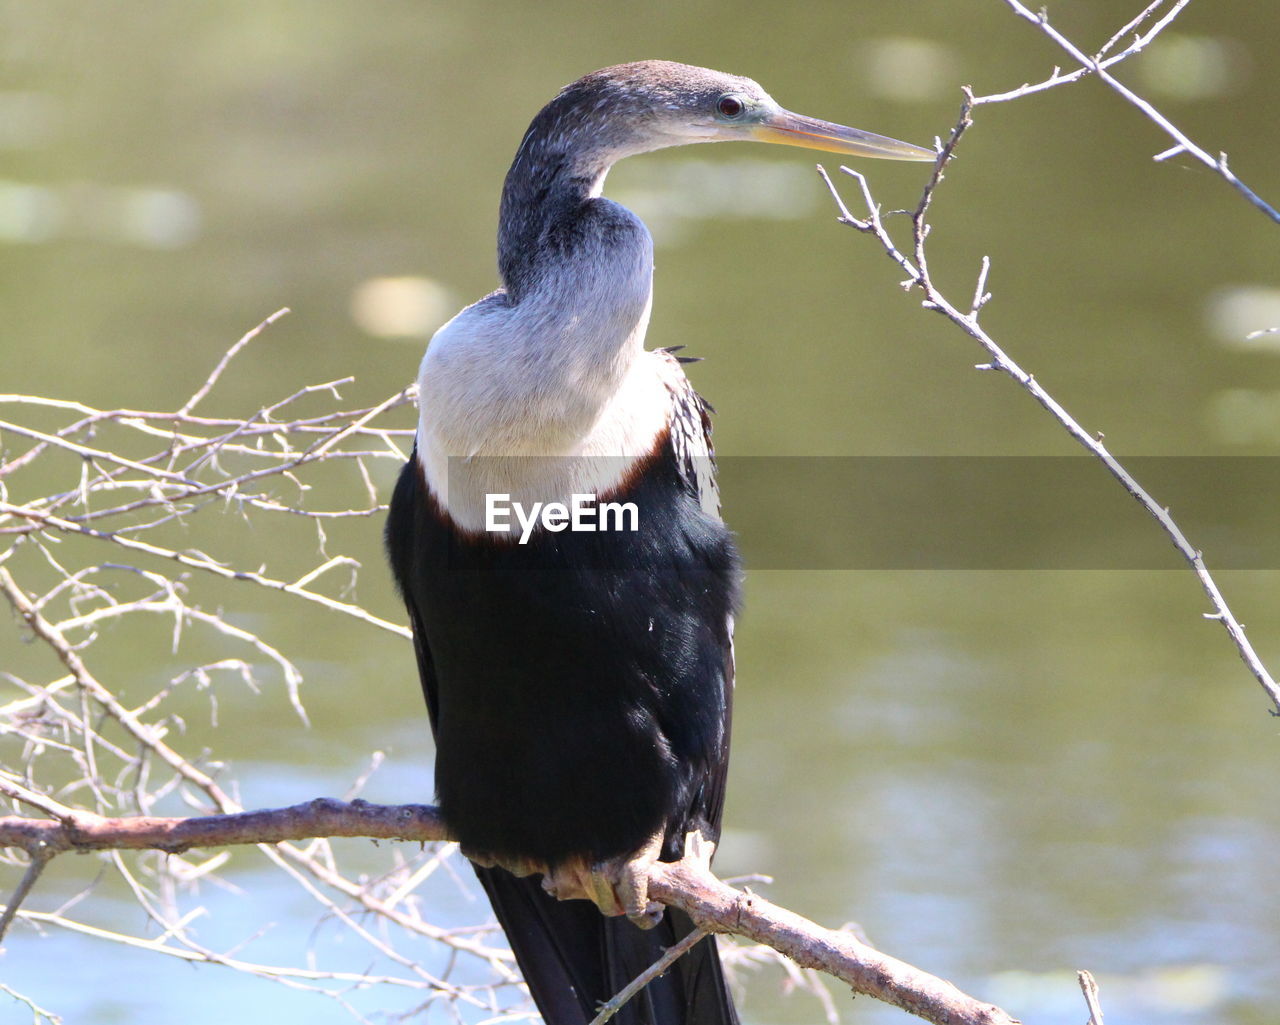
[476,865,738,1025]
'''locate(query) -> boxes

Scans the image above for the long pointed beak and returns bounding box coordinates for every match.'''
[752,109,935,162]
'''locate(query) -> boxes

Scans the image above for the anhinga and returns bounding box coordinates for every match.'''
[386,61,931,1025]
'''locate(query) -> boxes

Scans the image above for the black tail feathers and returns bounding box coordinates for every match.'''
[476,866,738,1025]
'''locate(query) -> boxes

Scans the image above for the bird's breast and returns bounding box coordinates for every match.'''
[414,197,673,531]
[417,339,682,534]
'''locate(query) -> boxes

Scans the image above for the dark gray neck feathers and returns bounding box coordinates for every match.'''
[497,81,622,299]
[496,62,742,299]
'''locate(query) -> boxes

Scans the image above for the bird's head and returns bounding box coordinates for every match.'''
[545,60,935,165]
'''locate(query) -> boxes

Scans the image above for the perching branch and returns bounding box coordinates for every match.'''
[0,800,1018,1025]
[650,862,1016,1025]
[0,799,448,858]
[819,0,1280,714]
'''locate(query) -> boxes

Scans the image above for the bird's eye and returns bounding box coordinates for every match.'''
[716,95,745,119]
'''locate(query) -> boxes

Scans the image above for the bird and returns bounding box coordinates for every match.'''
[385,60,933,1025]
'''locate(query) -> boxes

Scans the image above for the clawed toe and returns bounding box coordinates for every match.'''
[536,828,718,928]
[539,831,668,928]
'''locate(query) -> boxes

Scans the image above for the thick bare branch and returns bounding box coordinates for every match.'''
[653,861,1017,1025]
[0,800,449,856]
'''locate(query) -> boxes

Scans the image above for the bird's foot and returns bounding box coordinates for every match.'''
[542,830,667,929]
[541,828,719,930]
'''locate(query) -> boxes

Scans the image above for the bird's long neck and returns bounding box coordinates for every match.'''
[496,126,614,299]
[414,79,689,522]
[416,129,662,527]
[487,105,658,397]
[417,103,656,462]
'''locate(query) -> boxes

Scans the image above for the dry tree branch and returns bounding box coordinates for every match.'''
[0,799,446,856]
[178,307,292,417]
[976,0,1191,103]
[0,801,1018,1025]
[1,566,237,807]
[993,0,1279,223]
[0,849,49,942]
[817,0,1280,714]
[0,507,411,637]
[0,982,62,1025]
[0,383,414,528]
[14,906,457,993]
[1,569,509,965]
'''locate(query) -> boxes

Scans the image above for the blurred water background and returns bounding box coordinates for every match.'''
[3,1,1280,1023]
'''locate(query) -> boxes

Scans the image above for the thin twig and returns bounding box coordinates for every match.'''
[588,927,711,1025]
[1078,970,1105,1025]
[0,983,63,1025]
[177,307,290,416]
[0,512,412,637]
[0,850,52,942]
[993,0,1279,223]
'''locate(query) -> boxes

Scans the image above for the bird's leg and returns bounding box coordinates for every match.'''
[542,828,718,930]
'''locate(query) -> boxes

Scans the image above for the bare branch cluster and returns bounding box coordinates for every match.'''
[992,0,1280,223]
[1,308,415,638]
[1,315,532,1022]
